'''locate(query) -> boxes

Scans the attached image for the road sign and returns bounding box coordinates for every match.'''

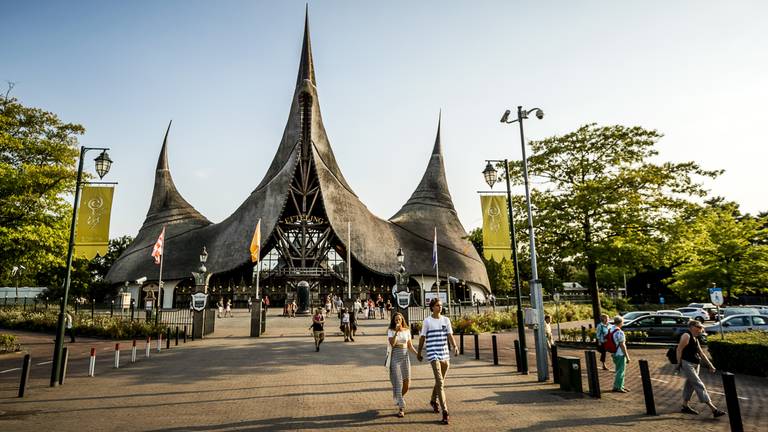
[191,292,208,311]
[396,291,410,309]
[709,287,724,306]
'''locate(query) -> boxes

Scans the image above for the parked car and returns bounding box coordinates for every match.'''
[621,311,654,322]
[688,302,719,320]
[676,307,709,322]
[745,305,768,315]
[721,307,760,318]
[656,309,684,316]
[623,314,693,342]
[704,314,768,335]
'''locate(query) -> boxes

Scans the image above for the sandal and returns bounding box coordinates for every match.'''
[397,410,405,418]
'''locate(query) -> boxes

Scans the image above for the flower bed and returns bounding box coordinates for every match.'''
[450,302,617,334]
[0,308,165,340]
[0,333,21,353]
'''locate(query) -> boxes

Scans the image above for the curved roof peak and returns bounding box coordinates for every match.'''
[142,122,211,229]
[391,114,455,215]
[296,6,316,88]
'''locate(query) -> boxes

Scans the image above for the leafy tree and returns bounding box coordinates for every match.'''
[665,202,768,302]
[0,85,82,286]
[507,124,720,322]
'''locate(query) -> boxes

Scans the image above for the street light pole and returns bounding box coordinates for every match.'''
[482,159,528,374]
[501,105,548,381]
[50,146,112,386]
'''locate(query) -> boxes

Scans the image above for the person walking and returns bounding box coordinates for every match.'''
[609,316,631,393]
[263,295,270,313]
[377,295,385,319]
[341,308,352,342]
[225,299,233,318]
[368,299,376,319]
[595,313,611,370]
[289,299,297,318]
[217,298,224,318]
[676,320,726,418]
[354,298,362,318]
[544,315,553,349]
[417,298,458,425]
[65,311,75,343]
[310,308,325,351]
[349,307,358,340]
[388,312,419,418]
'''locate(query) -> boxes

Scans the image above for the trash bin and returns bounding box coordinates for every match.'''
[558,356,583,392]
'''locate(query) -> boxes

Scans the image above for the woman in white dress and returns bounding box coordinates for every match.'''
[387,312,418,417]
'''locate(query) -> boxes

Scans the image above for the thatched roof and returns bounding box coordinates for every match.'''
[106,12,489,290]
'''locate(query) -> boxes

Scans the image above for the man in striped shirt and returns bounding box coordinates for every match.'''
[417,298,458,425]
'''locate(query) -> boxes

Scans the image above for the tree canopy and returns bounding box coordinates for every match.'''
[0,86,82,286]
[507,123,721,321]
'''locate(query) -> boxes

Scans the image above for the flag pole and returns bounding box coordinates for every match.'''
[347,221,352,300]
[421,273,425,306]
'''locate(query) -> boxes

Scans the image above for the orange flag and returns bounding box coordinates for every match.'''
[250,219,261,263]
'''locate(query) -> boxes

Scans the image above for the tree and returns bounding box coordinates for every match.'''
[0,85,83,285]
[665,202,768,302]
[508,124,720,322]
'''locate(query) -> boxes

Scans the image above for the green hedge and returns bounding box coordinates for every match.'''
[708,331,768,377]
[0,333,21,353]
[0,308,166,340]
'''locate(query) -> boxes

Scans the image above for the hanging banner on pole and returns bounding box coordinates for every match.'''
[480,195,511,262]
[74,186,114,259]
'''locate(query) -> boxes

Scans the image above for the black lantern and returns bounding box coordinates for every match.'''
[94,150,113,179]
[482,162,497,188]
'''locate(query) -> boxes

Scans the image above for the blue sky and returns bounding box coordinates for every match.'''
[4,1,767,238]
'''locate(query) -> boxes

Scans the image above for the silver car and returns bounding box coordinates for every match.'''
[676,307,709,322]
[704,314,768,334]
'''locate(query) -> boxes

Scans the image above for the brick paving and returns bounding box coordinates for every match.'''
[0,311,760,431]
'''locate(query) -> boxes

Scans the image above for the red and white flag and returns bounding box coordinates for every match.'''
[151,226,165,264]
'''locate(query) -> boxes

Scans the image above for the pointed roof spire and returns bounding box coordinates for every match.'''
[433,110,442,155]
[141,123,210,229]
[156,120,172,171]
[296,5,316,87]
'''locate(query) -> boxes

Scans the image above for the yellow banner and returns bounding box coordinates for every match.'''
[481,195,511,262]
[74,186,114,259]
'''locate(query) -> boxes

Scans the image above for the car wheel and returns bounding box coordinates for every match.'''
[696,317,704,323]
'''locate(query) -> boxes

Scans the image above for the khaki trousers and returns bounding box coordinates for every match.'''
[430,359,450,412]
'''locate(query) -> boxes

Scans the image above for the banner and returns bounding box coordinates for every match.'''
[480,195,511,262]
[74,186,114,259]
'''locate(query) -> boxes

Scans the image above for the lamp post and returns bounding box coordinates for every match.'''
[501,105,548,381]
[191,246,210,338]
[482,160,528,374]
[50,147,112,387]
[395,248,410,324]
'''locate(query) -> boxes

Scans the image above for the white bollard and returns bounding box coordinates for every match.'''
[157,333,162,353]
[145,336,151,358]
[88,347,96,377]
[114,343,120,369]
[131,339,137,363]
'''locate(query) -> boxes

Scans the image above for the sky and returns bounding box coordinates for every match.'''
[4,1,767,239]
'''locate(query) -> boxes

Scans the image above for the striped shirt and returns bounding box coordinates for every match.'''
[420,316,453,362]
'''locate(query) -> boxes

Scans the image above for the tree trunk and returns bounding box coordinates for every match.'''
[587,261,601,326]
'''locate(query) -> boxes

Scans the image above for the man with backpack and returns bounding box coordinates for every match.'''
[604,316,631,393]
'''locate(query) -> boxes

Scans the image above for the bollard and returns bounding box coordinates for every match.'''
[476,302,480,314]
[552,345,560,384]
[474,333,480,360]
[459,332,464,355]
[722,372,743,432]
[145,336,151,358]
[88,348,96,376]
[581,326,587,343]
[175,326,179,346]
[114,343,121,369]
[131,339,137,363]
[166,328,171,350]
[183,325,187,343]
[91,301,95,320]
[514,339,522,372]
[59,347,69,385]
[638,360,656,415]
[18,354,32,397]
[584,350,600,398]
[492,334,499,365]
[157,332,162,352]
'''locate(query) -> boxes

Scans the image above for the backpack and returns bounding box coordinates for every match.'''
[603,328,618,353]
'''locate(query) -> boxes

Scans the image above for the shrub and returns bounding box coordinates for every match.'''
[0,333,21,353]
[0,308,166,340]
[707,331,768,377]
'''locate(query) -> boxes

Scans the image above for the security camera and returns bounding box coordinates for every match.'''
[136,276,147,285]
[535,109,544,120]
[500,110,511,123]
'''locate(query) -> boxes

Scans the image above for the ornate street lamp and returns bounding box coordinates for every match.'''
[394,248,410,323]
[50,146,113,387]
[481,159,527,374]
[501,105,547,381]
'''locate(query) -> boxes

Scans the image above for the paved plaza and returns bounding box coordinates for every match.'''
[0,311,762,431]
